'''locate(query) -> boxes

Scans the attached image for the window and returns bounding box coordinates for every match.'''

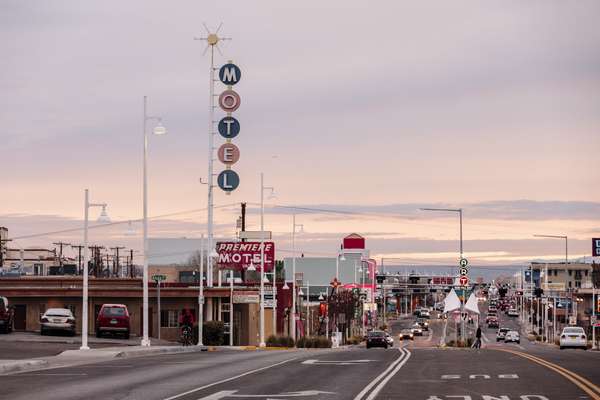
[161,310,179,328]
[568,269,572,276]
[568,281,572,288]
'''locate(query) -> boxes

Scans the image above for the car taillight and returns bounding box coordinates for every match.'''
[67,318,75,323]
[561,335,566,339]
[581,335,586,339]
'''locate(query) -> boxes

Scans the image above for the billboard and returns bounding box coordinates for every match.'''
[593,238,600,257]
[216,241,274,271]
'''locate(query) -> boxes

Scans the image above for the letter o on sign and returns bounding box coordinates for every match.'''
[218,143,240,165]
[219,90,241,112]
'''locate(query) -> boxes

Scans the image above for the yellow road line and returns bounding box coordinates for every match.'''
[493,348,600,400]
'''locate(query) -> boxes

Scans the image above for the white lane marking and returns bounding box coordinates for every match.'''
[482,333,490,343]
[364,348,411,400]
[302,359,373,365]
[197,390,336,399]
[82,365,134,368]
[353,348,408,400]
[441,375,461,379]
[161,357,298,400]
[16,373,88,376]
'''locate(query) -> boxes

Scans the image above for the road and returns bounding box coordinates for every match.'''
[0,311,598,400]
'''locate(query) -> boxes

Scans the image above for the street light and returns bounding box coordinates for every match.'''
[533,234,568,339]
[259,172,275,347]
[291,214,304,342]
[142,95,167,347]
[80,189,109,350]
[420,207,464,344]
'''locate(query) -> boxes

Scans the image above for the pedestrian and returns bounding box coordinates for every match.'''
[472,325,482,349]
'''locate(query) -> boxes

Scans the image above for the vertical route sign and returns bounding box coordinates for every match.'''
[217,62,242,193]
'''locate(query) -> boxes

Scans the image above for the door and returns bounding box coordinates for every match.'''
[13,305,26,331]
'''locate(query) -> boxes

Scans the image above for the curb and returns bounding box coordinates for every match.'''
[0,359,48,375]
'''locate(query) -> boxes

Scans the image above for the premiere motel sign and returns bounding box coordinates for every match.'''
[217,63,242,193]
[216,241,275,272]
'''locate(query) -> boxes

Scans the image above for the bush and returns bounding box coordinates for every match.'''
[347,335,363,345]
[266,335,295,347]
[296,336,331,348]
[446,338,474,348]
[203,321,225,345]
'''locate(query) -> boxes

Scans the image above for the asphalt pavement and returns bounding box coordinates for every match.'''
[0,308,598,400]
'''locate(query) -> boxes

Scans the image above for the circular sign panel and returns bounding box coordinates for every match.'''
[218,143,240,165]
[218,90,241,113]
[459,267,468,276]
[217,169,240,192]
[459,276,469,286]
[459,258,468,268]
[219,63,241,86]
[218,116,240,139]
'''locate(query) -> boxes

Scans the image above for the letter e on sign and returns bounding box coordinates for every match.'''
[218,143,240,165]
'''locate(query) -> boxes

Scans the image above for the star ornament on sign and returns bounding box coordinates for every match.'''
[194,22,231,55]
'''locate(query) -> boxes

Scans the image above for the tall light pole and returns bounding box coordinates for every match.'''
[195,25,231,290]
[420,207,464,342]
[142,95,167,347]
[291,214,304,342]
[197,234,205,346]
[80,189,110,350]
[259,172,274,347]
[533,234,568,331]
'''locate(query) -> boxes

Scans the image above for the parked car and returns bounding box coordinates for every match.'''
[399,329,414,340]
[385,332,394,347]
[496,327,509,342]
[0,296,14,334]
[411,323,423,336]
[96,304,130,339]
[40,308,76,336]
[504,330,520,344]
[559,326,587,350]
[366,330,388,349]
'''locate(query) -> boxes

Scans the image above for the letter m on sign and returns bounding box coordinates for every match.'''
[222,67,238,84]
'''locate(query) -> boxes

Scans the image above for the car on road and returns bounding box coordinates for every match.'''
[96,304,131,339]
[399,329,414,340]
[487,317,499,328]
[385,332,394,347]
[507,308,519,317]
[0,296,14,334]
[485,312,497,324]
[419,309,431,319]
[366,330,388,349]
[40,308,76,336]
[559,326,587,350]
[504,330,520,344]
[416,318,429,331]
[411,323,423,336]
[496,327,509,341]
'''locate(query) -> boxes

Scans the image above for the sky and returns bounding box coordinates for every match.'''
[2,1,599,271]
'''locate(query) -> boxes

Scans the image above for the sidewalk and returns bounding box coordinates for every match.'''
[0,344,211,375]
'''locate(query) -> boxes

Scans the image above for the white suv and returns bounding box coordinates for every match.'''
[559,326,587,350]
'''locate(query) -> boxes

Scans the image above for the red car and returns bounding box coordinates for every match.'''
[96,304,130,339]
[0,296,14,334]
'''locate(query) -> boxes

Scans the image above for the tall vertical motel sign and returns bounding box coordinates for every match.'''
[217,62,242,194]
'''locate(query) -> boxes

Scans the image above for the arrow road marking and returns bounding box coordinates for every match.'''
[302,359,374,365]
[197,390,336,399]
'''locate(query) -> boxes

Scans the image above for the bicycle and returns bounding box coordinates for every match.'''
[180,325,193,346]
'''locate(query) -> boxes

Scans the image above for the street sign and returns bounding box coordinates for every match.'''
[218,63,241,86]
[218,117,240,139]
[217,169,240,192]
[152,274,166,282]
[459,258,468,268]
[459,276,469,286]
[459,267,468,276]
[218,90,241,112]
[593,238,600,257]
[233,294,259,304]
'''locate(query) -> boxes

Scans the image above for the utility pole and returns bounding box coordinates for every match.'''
[71,245,84,275]
[53,241,71,267]
[129,249,135,278]
[110,246,125,277]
